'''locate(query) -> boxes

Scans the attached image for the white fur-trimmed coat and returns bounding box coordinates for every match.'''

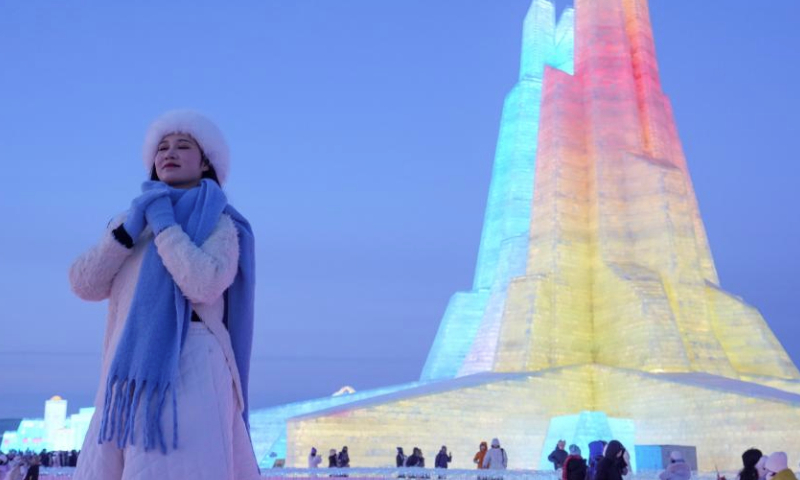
[68,213,245,416]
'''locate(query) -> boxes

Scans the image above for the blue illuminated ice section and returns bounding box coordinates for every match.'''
[421,0,575,381]
[539,411,637,471]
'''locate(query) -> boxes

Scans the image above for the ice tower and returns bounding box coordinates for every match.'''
[279,0,800,469]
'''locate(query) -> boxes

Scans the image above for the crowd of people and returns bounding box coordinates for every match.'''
[306,446,352,469]
[305,439,798,480]
[307,438,511,471]
[715,450,797,480]
[1,441,798,479]
[544,440,798,480]
[546,440,630,480]
[392,446,455,469]
[0,449,79,480]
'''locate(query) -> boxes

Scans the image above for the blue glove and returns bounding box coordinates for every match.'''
[145,195,177,235]
[123,189,169,242]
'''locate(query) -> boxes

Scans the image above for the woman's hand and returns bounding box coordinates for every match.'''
[146,195,177,235]
[123,188,170,241]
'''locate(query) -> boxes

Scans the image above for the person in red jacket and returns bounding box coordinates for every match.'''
[473,442,488,469]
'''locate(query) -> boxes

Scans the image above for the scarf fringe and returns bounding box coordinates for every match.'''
[97,376,178,454]
[96,181,245,455]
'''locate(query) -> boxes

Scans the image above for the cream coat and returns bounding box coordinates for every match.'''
[69,214,244,412]
[69,214,259,479]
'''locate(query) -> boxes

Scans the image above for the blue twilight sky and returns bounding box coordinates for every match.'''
[0,1,798,418]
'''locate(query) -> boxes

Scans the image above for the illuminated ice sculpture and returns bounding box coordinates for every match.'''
[272,0,800,470]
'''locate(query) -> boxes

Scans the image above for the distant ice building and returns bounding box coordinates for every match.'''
[1,396,94,452]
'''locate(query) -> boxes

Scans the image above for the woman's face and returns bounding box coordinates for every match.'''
[154,133,208,189]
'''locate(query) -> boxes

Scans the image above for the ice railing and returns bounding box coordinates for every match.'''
[258,468,743,480]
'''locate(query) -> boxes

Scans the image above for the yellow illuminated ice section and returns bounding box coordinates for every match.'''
[481,0,798,379]
[289,366,800,470]
[284,0,800,470]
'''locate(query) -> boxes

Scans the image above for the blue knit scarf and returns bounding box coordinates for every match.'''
[98,179,255,454]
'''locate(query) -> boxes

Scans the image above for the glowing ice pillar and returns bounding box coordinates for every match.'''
[421,0,574,381]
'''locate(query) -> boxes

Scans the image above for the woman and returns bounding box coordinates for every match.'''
[69,110,259,480]
[595,440,627,480]
[406,448,423,468]
[738,449,764,480]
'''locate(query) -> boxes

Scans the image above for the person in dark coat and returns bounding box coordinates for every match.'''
[38,451,49,469]
[587,440,608,480]
[548,440,568,471]
[397,447,408,467]
[563,445,588,480]
[337,446,350,468]
[406,448,423,468]
[329,449,338,468]
[595,440,627,480]
[22,455,40,480]
[737,448,764,480]
[435,446,452,469]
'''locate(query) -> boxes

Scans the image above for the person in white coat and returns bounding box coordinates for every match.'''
[659,451,691,480]
[4,457,23,480]
[309,448,323,468]
[482,438,508,470]
[757,456,770,480]
[69,110,260,480]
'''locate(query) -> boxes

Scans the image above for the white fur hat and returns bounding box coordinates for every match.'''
[670,451,684,461]
[142,109,230,185]
[766,452,788,473]
[491,438,500,448]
